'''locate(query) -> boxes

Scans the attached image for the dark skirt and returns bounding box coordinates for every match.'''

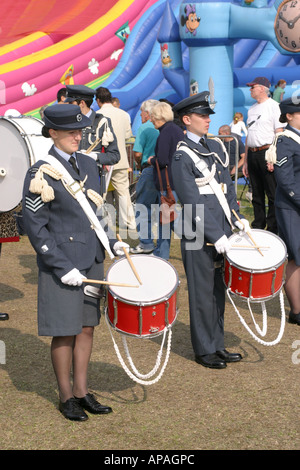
[276,207,300,266]
[37,260,103,336]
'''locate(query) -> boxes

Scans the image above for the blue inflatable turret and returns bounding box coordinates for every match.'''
[157,1,189,99]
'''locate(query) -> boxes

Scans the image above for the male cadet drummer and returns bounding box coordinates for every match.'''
[22,104,128,421]
[64,84,120,193]
[172,92,250,369]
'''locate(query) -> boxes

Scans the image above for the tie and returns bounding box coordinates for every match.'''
[200,137,209,150]
[69,156,79,174]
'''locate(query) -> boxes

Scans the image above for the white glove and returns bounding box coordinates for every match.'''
[214,235,231,254]
[79,150,98,161]
[234,218,251,234]
[113,241,130,256]
[61,268,86,286]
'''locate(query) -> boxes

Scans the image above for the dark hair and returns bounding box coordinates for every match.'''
[96,87,112,103]
[57,88,67,102]
[279,113,288,123]
[72,97,94,108]
[42,126,51,138]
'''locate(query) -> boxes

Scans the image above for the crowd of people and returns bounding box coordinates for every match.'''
[2,75,299,422]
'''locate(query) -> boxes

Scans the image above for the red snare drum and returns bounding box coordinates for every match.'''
[224,230,287,301]
[106,255,179,338]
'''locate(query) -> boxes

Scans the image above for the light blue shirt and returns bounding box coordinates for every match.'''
[186,130,205,144]
[133,120,159,165]
[54,146,76,165]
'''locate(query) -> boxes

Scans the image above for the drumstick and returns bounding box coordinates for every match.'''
[231,245,269,249]
[82,279,139,288]
[86,138,101,154]
[117,234,143,285]
[232,209,264,256]
[206,243,269,249]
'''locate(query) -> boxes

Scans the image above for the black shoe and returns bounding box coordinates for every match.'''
[288,312,300,325]
[195,353,227,369]
[216,349,242,362]
[0,313,9,321]
[75,393,112,414]
[59,397,88,421]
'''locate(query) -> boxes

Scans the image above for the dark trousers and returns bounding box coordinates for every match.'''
[248,149,277,233]
[181,240,225,356]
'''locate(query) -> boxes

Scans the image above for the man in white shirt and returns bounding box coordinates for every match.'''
[96,87,136,232]
[243,77,284,233]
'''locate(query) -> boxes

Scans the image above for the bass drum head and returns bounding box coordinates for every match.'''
[0,116,52,212]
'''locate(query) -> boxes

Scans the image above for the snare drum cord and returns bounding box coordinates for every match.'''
[104,310,172,385]
[226,289,286,346]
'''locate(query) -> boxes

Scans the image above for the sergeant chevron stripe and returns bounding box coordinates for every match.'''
[275,157,288,167]
[25,196,44,213]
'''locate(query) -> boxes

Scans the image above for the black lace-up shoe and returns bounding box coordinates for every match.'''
[216,349,242,362]
[75,393,112,414]
[59,397,88,421]
[288,312,300,325]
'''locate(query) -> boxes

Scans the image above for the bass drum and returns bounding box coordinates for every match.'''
[0,115,52,212]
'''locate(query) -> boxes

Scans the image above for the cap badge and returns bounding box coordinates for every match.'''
[76,113,83,122]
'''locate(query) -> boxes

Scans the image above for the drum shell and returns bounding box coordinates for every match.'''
[105,255,179,338]
[224,259,285,301]
[107,290,178,338]
[224,229,287,301]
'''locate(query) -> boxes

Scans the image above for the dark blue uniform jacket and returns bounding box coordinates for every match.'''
[22,146,115,280]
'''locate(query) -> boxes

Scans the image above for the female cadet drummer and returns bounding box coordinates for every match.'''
[172,92,250,369]
[22,104,128,421]
[272,96,300,326]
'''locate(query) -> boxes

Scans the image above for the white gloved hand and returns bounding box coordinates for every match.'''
[214,235,231,254]
[79,150,98,161]
[61,268,86,286]
[113,241,130,256]
[234,218,251,234]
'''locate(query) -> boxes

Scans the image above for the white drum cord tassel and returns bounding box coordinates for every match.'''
[105,311,172,385]
[226,288,286,346]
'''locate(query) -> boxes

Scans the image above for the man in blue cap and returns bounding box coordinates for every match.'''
[172,91,248,369]
[22,104,128,421]
[243,77,284,234]
[65,85,120,193]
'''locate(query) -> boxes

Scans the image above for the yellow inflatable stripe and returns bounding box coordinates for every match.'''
[0,32,47,55]
[0,0,134,74]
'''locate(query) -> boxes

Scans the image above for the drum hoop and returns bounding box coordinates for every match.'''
[225,258,286,274]
[109,287,179,306]
[226,229,287,273]
[106,255,179,304]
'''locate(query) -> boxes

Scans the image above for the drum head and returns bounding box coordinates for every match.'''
[227,229,287,271]
[106,255,179,304]
[0,116,52,212]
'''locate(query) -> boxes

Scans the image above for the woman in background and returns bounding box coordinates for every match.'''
[273,80,286,103]
[230,112,247,139]
[150,102,184,260]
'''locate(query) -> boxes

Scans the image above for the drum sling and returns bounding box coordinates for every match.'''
[177,144,234,229]
[36,154,114,259]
